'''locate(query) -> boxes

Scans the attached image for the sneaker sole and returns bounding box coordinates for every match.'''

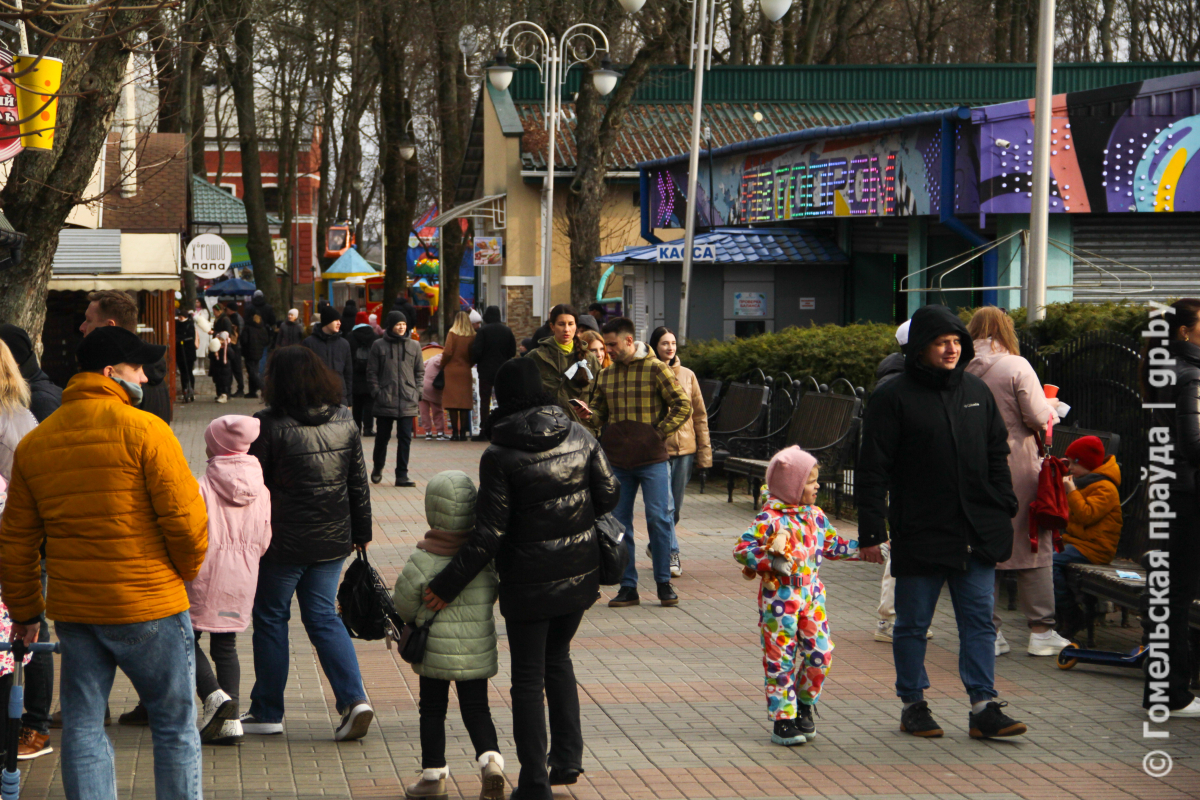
[873,632,893,643]
[771,732,807,746]
[900,723,945,738]
[16,745,52,760]
[241,722,283,735]
[608,599,640,608]
[1027,645,1068,657]
[200,699,240,743]
[670,568,683,577]
[660,598,679,607]
[335,706,373,741]
[969,722,1027,738]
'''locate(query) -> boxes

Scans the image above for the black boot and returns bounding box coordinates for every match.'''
[370,468,382,485]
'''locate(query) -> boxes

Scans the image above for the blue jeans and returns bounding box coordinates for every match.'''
[667,454,695,552]
[56,611,201,800]
[1052,544,1092,612]
[250,557,369,722]
[893,558,997,705]
[613,462,675,587]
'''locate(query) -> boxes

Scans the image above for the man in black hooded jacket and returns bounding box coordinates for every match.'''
[857,304,1026,741]
[0,324,62,422]
[302,306,353,406]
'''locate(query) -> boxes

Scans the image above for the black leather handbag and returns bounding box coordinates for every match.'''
[595,512,628,586]
[337,550,397,641]
[397,610,440,664]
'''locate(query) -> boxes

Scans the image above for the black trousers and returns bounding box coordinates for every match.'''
[506,609,585,799]
[448,409,471,437]
[176,344,195,394]
[1143,494,1200,710]
[373,416,414,479]
[479,377,495,434]
[22,563,51,734]
[418,676,499,769]
[245,354,263,397]
[210,356,232,397]
[228,345,244,393]
[195,631,240,704]
[352,394,375,434]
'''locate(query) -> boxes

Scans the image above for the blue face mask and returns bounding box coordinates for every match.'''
[112,376,144,406]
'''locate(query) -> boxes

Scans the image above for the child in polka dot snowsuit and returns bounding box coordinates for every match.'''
[733,446,858,746]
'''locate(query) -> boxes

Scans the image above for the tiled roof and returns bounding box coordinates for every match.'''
[102,132,188,232]
[516,101,944,172]
[596,228,846,264]
[191,175,282,225]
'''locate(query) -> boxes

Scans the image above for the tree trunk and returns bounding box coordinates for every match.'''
[0,10,137,340]
[730,0,746,64]
[215,0,282,313]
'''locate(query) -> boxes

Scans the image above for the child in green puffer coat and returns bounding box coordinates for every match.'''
[394,471,505,800]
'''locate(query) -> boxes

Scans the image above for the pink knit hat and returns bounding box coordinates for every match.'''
[204,415,261,456]
[764,446,818,505]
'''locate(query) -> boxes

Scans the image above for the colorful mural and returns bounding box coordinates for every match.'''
[647,122,966,227]
[646,71,1200,229]
[973,71,1200,214]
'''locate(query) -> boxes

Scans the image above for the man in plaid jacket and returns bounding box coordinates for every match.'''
[585,317,691,608]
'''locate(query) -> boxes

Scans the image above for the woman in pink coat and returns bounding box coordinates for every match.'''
[421,352,448,440]
[965,308,1065,659]
[190,415,273,744]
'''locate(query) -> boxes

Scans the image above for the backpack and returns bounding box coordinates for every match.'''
[355,344,372,366]
[1028,430,1068,553]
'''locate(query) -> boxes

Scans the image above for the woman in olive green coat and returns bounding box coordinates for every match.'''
[527,304,601,429]
[393,470,505,800]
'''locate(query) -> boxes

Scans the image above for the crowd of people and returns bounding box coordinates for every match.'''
[0,289,1191,800]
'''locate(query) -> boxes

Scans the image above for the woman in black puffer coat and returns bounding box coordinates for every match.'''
[246,345,376,742]
[427,357,620,799]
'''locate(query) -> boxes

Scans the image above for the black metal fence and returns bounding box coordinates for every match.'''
[1018,330,1148,557]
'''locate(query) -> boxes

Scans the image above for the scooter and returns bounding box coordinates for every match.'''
[0,641,58,800]
[1056,641,1146,672]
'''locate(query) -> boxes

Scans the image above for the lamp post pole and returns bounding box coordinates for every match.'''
[488,22,619,327]
[1027,0,1056,322]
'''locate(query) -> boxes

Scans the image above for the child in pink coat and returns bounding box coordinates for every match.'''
[190,415,272,744]
[420,353,448,440]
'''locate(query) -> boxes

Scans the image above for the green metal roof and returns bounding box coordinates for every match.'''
[191,175,282,225]
[507,62,1200,104]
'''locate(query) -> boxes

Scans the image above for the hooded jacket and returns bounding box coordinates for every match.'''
[422,353,444,404]
[249,293,277,331]
[240,315,272,366]
[1063,456,1123,565]
[302,328,354,405]
[367,314,424,418]
[140,355,172,424]
[856,305,1018,576]
[249,404,371,563]
[393,471,498,681]
[188,454,272,632]
[874,352,906,389]
[0,372,208,625]
[528,336,601,428]
[349,324,381,394]
[427,405,621,622]
[469,308,517,384]
[664,361,712,467]
[0,326,62,422]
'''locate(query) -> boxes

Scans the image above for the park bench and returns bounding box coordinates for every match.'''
[724,383,862,515]
[706,379,770,471]
[699,379,722,418]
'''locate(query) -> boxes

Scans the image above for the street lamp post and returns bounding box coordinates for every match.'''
[1026,0,1056,321]
[400,114,444,337]
[488,22,620,324]
[673,0,791,345]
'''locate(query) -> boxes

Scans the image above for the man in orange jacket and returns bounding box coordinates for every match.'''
[0,326,208,800]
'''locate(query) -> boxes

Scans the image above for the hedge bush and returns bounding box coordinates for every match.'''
[680,301,1154,389]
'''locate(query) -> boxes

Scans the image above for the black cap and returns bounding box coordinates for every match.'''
[77,326,167,371]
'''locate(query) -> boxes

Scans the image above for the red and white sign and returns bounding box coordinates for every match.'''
[0,51,24,164]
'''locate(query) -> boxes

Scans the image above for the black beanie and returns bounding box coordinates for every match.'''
[0,324,34,371]
[493,357,544,405]
[384,310,408,331]
[319,306,340,327]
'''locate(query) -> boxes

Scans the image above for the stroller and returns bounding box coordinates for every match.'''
[0,640,57,800]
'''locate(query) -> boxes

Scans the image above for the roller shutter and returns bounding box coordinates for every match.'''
[1072,214,1200,302]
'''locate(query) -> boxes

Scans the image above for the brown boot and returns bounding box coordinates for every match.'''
[478,752,505,800]
[404,767,448,800]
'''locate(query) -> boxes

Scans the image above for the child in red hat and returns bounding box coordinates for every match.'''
[1053,436,1123,624]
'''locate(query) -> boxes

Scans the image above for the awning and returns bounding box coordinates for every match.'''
[427,194,506,229]
[595,228,847,264]
[323,248,379,279]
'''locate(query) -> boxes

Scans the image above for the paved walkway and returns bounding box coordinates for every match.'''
[20,390,1200,799]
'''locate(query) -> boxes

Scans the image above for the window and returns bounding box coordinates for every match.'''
[262,187,281,215]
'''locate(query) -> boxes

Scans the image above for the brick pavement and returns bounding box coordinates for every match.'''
[18,385,1200,799]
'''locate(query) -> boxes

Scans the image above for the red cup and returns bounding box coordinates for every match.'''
[1043,384,1059,399]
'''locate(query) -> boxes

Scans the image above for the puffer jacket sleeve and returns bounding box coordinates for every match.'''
[0,455,46,622]
[428,447,509,604]
[340,340,354,406]
[142,420,209,581]
[733,511,775,574]
[347,430,372,546]
[392,555,427,625]
[366,339,383,397]
[689,373,712,468]
[588,439,621,516]
[1176,372,1200,467]
[248,414,274,486]
[412,343,425,393]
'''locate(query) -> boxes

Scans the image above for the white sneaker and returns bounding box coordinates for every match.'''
[334,702,373,741]
[216,394,228,404]
[1027,629,1071,657]
[239,713,283,735]
[209,717,243,746]
[669,551,682,577]
[875,619,894,642]
[425,432,432,441]
[995,631,1011,656]
[1169,698,1200,718]
[199,689,238,743]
